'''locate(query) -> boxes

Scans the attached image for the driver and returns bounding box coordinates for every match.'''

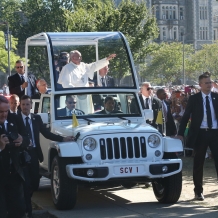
[95,96,122,114]
[57,95,85,116]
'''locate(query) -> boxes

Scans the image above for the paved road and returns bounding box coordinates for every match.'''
[32,177,218,218]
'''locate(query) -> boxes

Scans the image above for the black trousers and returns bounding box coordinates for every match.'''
[27,148,40,192]
[193,129,218,194]
[23,148,40,216]
[0,173,26,218]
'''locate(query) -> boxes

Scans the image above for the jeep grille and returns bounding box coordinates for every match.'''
[99,137,147,160]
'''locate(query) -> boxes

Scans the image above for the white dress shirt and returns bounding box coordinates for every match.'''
[142,95,151,109]
[200,92,218,129]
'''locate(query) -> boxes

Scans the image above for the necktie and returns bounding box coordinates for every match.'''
[21,76,25,84]
[206,96,212,129]
[101,78,105,87]
[162,101,168,122]
[25,117,33,142]
[145,98,149,109]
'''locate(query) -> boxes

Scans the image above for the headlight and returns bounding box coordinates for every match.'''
[83,137,97,151]
[148,134,161,148]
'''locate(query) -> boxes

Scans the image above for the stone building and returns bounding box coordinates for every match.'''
[145,0,218,49]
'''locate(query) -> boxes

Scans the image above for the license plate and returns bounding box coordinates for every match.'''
[114,165,144,175]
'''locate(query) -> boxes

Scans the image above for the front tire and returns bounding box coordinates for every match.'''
[152,171,182,203]
[51,156,78,210]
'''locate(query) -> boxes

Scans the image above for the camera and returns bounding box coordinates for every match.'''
[5,131,19,149]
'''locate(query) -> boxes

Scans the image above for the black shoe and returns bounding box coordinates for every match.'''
[194,193,204,201]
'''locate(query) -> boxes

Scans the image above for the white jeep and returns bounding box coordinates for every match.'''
[25,32,183,210]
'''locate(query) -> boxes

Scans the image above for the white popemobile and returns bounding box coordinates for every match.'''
[25,32,183,210]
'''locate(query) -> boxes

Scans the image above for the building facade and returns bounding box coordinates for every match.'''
[146,0,218,49]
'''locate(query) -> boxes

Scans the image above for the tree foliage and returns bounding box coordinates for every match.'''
[0,31,21,73]
[144,42,195,85]
[189,42,218,79]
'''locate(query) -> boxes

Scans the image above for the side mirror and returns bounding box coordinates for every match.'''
[143,109,153,121]
[38,113,49,124]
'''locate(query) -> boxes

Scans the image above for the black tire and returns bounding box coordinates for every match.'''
[121,182,137,189]
[51,156,78,210]
[152,171,182,203]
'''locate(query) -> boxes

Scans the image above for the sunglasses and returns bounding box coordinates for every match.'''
[147,87,153,91]
[16,66,24,69]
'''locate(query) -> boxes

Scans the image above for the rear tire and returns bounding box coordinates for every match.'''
[51,156,77,210]
[152,171,182,203]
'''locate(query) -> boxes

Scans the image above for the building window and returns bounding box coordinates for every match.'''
[180,7,184,20]
[163,27,166,41]
[162,6,166,19]
[169,6,172,19]
[204,6,207,20]
[173,6,176,19]
[156,6,160,19]
[214,29,217,40]
[173,27,177,40]
[200,6,207,20]
[200,27,208,40]
[166,6,169,19]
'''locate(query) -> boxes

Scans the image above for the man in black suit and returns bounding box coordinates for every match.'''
[93,65,115,87]
[8,60,38,99]
[177,72,218,201]
[19,95,74,217]
[130,82,162,130]
[156,88,177,136]
[95,96,122,114]
[57,95,85,116]
[0,95,27,218]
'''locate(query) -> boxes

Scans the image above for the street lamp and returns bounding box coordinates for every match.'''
[182,33,185,86]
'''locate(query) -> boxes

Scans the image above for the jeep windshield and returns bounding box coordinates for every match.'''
[25,32,138,92]
[55,92,141,119]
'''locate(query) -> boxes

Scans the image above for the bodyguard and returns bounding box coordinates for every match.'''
[0,95,27,218]
[177,72,218,201]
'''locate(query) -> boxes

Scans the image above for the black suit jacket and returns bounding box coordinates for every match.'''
[18,113,64,162]
[0,113,29,180]
[93,74,115,87]
[164,100,177,136]
[178,92,218,148]
[8,73,38,99]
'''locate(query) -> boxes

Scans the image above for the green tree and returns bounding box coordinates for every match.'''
[0,31,21,73]
[190,42,218,79]
[144,42,195,85]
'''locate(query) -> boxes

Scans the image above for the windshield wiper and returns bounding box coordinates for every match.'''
[83,118,95,125]
[117,116,131,124]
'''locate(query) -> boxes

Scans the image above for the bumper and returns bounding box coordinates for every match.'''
[66,159,182,182]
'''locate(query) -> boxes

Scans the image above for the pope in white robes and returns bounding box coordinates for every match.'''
[58,50,116,88]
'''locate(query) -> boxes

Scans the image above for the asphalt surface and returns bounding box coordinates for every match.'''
[32,177,218,218]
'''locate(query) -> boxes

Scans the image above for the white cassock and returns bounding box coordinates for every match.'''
[58,58,109,88]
